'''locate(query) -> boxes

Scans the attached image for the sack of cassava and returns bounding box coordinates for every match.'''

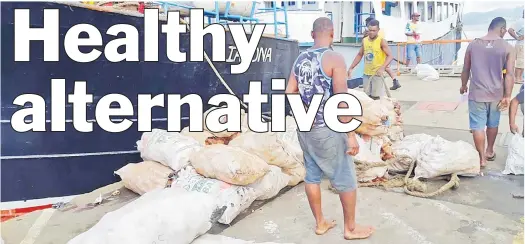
[173,166,258,225]
[114,161,174,195]
[189,144,269,185]
[136,129,202,171]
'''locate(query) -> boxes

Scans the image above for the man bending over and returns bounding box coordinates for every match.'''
[348,19,394,100]
[362,17,402,90]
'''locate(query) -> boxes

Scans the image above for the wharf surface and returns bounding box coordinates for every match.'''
[2,75,523,244]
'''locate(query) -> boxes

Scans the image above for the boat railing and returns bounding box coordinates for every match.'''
[256,3,290,39]
[391,38,520,75]
[354,12,375,43]
[153,1,289,39]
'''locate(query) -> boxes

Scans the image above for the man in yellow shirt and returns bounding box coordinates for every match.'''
[363,17,401,90]
[348,19,394,99]
[364,17,385,39]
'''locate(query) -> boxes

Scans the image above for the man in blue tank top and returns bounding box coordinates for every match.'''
[285,17,374,240]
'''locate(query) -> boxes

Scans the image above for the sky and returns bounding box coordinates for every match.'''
[463,0,523,13]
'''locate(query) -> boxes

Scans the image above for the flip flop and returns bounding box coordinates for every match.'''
[486,152,496,161]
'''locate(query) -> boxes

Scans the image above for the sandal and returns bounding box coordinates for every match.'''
[486,152,496,161]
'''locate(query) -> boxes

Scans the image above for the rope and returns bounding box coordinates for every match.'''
[355,158,461,198]
[358,174,405,188]
[402,159,460,198]
[177,19,273,121]
[366,73,392,99]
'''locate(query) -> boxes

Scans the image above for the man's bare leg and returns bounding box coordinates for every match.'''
[485,127,498,161]
[472,130,487,167]
[305,183,336,235]
[339,189,374,240]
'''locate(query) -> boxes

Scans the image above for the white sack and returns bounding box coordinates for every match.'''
[356,124,389,136]
[415,63,440,81]
[248,165,290,200]
[387,125,405,142]
[228,130,305,186]
[136,129,202,171]
[114,161,174,195]
[358,166,389,182]
[415,136,480,179]
[275,116,303,163]
[173,166,258,225]
[282,164,306,186]
[203,107,248,136]
[68,187,218,244]
[276,130,303,163]
[190,144,269,185]
[229,132,299,169]
[191,234,296,244]
[181,127,214,145]
[192,234,251,244]
[502,134,524,175]
[390,133,434,172]
[347,89,374,102]
[354,135,383,164]
[347,89,389,126]
[354,136,389,182]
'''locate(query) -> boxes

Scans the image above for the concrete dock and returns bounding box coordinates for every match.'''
[1,75,524,244]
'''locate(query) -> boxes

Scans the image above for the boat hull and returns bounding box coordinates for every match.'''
[1,2,299,203]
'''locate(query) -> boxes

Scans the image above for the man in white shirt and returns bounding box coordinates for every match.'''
[405,13,422,66]
[509,10,524,83]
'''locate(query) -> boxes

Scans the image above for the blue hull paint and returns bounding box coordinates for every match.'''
[347,78,363,89]
[0,2,299,202]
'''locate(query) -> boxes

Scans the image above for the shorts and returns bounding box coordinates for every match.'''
[296,126,357,193]
[468,100,501,130]
[363,75,386,99]
[406,44,422,60]
[516,43,524,69]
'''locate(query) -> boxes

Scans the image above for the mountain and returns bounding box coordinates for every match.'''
[462,7,523,26]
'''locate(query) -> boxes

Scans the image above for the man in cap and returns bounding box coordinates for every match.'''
[405,12,422,66]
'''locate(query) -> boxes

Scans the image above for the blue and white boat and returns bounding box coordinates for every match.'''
[0,0,463,216]
[0,0,299,213]
[253,0,464,80]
